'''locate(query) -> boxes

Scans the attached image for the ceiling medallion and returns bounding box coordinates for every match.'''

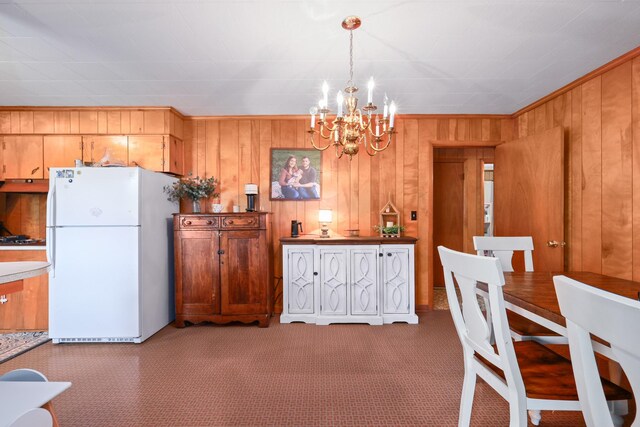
[308,16,396,160]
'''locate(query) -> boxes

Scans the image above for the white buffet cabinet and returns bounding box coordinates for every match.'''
[280,237,419,325]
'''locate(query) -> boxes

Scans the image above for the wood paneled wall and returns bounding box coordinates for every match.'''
[0,107,184,139]
[513,55,640,281]
[183,117,511,311]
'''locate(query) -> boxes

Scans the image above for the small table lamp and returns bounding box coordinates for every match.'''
[318,209,333,238]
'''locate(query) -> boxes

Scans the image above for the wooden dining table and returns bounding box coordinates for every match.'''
[479,271,640,358]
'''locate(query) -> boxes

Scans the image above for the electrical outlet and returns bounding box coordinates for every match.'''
[411,211,417,221]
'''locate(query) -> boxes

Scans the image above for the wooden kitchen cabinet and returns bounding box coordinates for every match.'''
[173,213,272,327]
[0,250,48,331]
[1,135,44,179]
[82,135,128,164]
[44,135,83,171]
[128,135,184,175]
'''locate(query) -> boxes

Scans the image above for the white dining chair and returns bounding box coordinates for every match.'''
[473,236,564,345]
[0,368,57,427]
[8,408,53,427]
[438,246,631,426]
[473,236,534,272]
[554,275,640,427]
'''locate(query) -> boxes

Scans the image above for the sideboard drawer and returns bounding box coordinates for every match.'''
[179,216,218,229]
[220,215,259,229]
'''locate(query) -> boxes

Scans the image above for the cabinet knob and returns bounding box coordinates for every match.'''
[313,272,318,276]
[387,253,392,256]
[206,220,213,225]
[185,221,192,225]
[379,253,383,257]
[227,219,234,224]
[218,249,225,255]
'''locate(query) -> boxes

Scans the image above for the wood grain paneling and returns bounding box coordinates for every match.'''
[512,54,640,282]
[601,62,633,279]
[183,116,508,311]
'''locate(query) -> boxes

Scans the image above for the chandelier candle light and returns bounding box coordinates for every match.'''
[309,16,396,160]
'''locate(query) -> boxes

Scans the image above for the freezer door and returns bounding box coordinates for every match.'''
[49,226,140,340]
[50,167,139,226]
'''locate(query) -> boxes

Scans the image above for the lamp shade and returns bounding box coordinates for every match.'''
[244,183,258,195]
[318,209,333,223]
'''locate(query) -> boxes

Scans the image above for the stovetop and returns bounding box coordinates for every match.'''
[0,235,46,246]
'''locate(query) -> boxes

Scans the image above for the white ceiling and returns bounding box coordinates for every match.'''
[0,0,639,116]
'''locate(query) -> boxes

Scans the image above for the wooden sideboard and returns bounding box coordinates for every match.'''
[280,237,419,325]
[173,212,272,327]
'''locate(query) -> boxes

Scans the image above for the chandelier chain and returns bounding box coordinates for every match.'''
[348,30,354,87]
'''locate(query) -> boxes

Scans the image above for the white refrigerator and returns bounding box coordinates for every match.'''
[46,167,177,343]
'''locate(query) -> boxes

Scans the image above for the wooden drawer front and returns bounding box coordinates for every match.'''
[180,216,219,229]
[221,215,259,229]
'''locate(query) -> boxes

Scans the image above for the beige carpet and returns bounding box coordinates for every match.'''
[0,312,591,426]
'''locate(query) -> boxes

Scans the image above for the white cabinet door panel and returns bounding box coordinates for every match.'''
[350,248,378,316]
[319,248,348,315]
[286,247,315,314]
[382,247,410,314]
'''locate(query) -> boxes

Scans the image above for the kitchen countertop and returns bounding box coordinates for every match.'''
[0,244,46,251]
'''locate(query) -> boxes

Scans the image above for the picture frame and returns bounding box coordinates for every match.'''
[270,148,322,201]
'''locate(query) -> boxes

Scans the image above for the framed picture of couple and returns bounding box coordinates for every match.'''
[270,148,322,201]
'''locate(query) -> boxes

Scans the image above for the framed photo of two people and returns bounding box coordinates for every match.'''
[270,148,322,200]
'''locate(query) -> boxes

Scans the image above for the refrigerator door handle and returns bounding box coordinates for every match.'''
[46,180,55,275]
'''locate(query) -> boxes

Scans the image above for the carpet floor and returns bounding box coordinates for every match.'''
[0,331,49,364]
[0,312,593,426]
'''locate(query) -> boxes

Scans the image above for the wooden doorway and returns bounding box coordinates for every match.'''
[433,159,464,286]
[432,148,495,286]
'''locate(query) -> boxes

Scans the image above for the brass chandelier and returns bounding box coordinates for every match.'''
[308,16,396,160]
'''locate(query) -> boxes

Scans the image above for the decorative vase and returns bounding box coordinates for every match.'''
[192,199,202,213]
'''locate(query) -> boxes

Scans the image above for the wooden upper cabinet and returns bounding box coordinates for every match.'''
[44,135,83,173]
[128,135,164,171]
[2,135,44,179]
[166,136,184,175]
[129,135,184,175]
[82,135,128,164]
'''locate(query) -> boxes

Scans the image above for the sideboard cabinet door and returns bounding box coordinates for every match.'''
[220,229,268,315]
[284,246,315,315]
[174,230,220,326]
[349,247,379,316]
[381,244,417,323]
[318,248,348,316]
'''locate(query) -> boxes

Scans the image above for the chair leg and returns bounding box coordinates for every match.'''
[527,410,541,426]
[608,401,627,427]
[458,369,477,427]
[42,402,59,427]
[507,392,528,427]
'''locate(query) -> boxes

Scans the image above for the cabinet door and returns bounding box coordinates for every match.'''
[382,247,410,314]
[165,136,184,175]
[128,135,164,171]
[220,229,268,314]
[285,246,315,314]
[350,247,378,316]
[82,135,128,164]
[44,135,83,172]
[319,248,348,315]
[175,230,220,316]
[2,136,44,179]
[0,250,48,331]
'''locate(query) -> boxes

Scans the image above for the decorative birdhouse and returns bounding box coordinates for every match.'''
[378,197,401,237]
